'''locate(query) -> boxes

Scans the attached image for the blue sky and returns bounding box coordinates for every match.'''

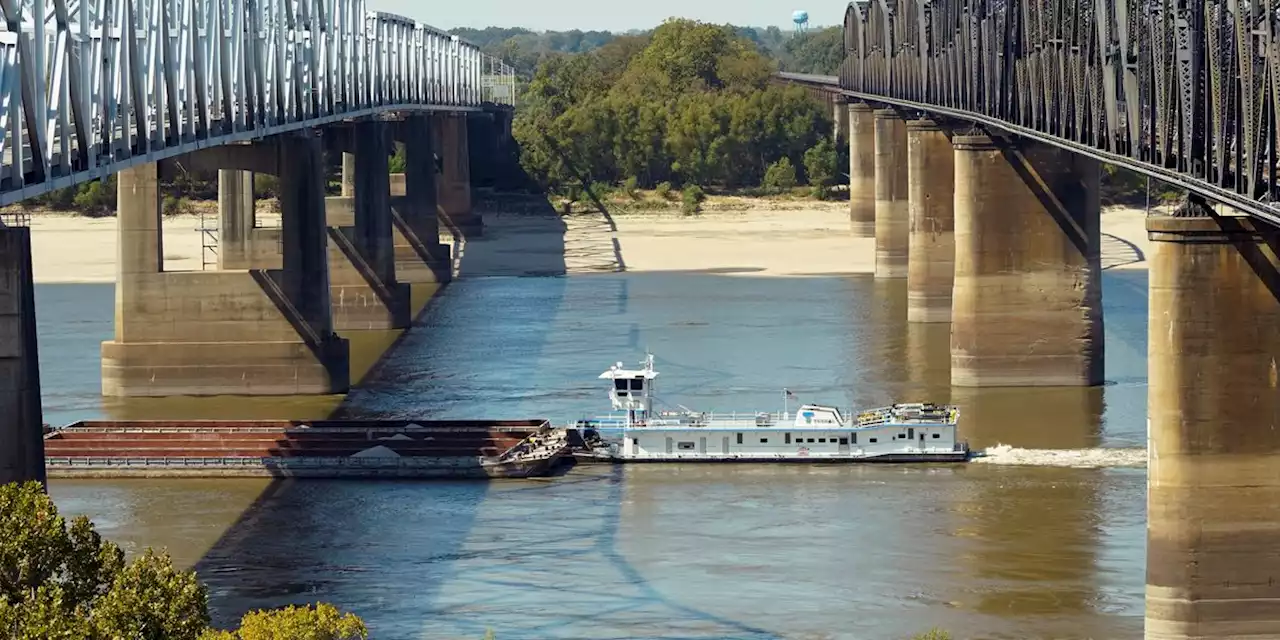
[368,0,842,33]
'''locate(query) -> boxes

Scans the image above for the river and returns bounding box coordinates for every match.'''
[41,270,1149,639]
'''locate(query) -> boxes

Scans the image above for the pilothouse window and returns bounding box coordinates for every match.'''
[629,378,644,391]
[614,379,628,391]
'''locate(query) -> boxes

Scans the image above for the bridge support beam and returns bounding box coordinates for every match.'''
[390,115,451,284]
[905,119,954,323]
[435,112,481,238]
[950,134,1103,386]
[0,227,44,485]
[102,136,349,397]
[1145,210,1280,640]
[848,103,875,237]
[873,109,909,278]
[323,121,411,330]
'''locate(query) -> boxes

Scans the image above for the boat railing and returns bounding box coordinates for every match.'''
[578,411,794,428]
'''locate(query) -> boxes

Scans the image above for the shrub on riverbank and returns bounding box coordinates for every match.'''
[0,481,366,639]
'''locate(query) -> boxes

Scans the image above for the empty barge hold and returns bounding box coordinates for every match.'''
[44,419,571,479]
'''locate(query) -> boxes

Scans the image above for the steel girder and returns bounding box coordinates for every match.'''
[0,0,516,208]
[796,0,1280,225]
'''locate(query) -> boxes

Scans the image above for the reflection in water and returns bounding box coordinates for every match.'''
[951,467,1106,639]
[37,272,1150,639]
[953,386,1105,451]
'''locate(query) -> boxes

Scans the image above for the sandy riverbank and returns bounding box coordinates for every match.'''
[22,199,1158,283]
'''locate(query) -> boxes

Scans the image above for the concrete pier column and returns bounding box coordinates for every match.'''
[279,134,335,331]
[950,134,1103,386]
[352,120,395,285]
[905,119,955,323]
[873,109,908,278]
[217,170,254,269]
[848,103,876,237]
[832,99,848,144]
[435,112,480,237]
[1145,210,1280,640]
[0,227,44,485]
[116,164,163,282]
[340,152,356,198]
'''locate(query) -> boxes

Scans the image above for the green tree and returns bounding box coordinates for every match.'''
[200,604,367,640]
[0,482,367,640]
[0,481,207,639]
[763,157,797,192]
[681,184,705,215]
[781,26,846,75]
[803,137,838,198]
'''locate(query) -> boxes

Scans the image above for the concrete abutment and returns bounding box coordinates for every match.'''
[1145,212,1280,640]
[949,134,1103,387]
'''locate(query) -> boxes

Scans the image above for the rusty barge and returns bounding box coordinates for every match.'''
[43,419,574,479]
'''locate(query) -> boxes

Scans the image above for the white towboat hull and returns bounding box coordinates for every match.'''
[575,353,969,465]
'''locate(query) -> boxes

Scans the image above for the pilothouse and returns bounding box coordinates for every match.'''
[572,353,970,463]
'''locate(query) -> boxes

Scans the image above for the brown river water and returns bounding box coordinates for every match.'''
[38,270,1149,639]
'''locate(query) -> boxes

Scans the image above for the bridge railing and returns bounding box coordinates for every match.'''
[831,0,1280,226]
[0,0,506,207]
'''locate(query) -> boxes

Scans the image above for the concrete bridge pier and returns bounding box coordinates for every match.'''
[873,109,909,278]
[389,115,452,284]
[832,98,848,144]
[102,133,350,396]
[0,226,44,484]
[435,112,481,238]
[1145,207,1280,640]
[324,121,412,331]
[950,134,1103,386]
[905,119,955,323]
[848,103,876,237]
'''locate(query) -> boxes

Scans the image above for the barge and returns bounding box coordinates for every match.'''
[43,419,571,479]
[571,354,970,463]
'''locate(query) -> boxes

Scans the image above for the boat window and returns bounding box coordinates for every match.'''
[613,379,628,391]
[760,438,769,444]
[677,441,696,450]
[932,433,941,439]
[869,437,878,443]
[907,428,914,439]
[838,437,848,445]
[851,433,857,444]
[785,433,792,444]
[736,433,743,444]
[806,438,815,443]
[818,438,826,443]
[629,378,644,391]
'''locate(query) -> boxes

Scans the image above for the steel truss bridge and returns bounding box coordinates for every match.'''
[0,0,516,207]
[778,0,1280,227]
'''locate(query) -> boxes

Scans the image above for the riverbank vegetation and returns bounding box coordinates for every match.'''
[0,481,367,639]
[512,19,841,199]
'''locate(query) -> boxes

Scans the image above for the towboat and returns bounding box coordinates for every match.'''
[570,354,969,463]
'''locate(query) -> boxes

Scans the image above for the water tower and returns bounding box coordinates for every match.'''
[792,9,810,34]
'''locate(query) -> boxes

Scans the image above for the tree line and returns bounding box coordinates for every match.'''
[511,19,844,202]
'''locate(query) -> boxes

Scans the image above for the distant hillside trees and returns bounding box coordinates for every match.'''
[513,19,835,194]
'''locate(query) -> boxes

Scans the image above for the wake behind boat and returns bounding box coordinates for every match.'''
[569,354,970,463]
